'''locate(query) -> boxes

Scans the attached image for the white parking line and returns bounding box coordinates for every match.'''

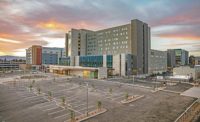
[48,109,65,115]
[105,93,124,99]
[28,99,46,104]
[66,97,79,103]
[111,95,125,100]
[43,106,60,112]
[54,86,80,93]
[66,94,82,99]
[54,113,69,119]
[72,103,87,109]
[22,95,41,100]
[39,103,55,109]
[37,101,53,107]
[69,100,85,106]
[77,105,95,113]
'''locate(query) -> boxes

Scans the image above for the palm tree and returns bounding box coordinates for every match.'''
[70,110,75,122]
[61,97,66,106]
[48,91,52,100]
[37,87,41,94]
[97,101,102,111]
[125,92,129,100]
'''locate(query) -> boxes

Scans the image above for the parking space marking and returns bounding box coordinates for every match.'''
[48,108,65,115]
[58,95,77,101]
[36,101,53,107]
[23,96,43,101]
[77,105,95,113]
[66,97,79,103]
[53,113,70,119]
[22,95,40,100]
[72,103,87,109]
[111,95,126,101]
[39,102,55,109]
[43,106,60,112]
[55,86,80,93]
[69,100,86,106]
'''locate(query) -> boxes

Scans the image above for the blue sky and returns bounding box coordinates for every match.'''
[0,0,200,56]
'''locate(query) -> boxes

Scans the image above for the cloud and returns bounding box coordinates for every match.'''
[36,20,67,32]
[152,24,200,42]
[0,0,200,56]
[0,38,21,43]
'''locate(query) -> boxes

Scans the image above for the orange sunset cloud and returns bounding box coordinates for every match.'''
[158,35,200,41]
[37,20,67,32]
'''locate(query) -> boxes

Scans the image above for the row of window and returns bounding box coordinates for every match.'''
[79,55,113,68]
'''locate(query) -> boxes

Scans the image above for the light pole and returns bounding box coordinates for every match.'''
[86,82,88,116]
[128,68,131,79]
[155,76,157,91]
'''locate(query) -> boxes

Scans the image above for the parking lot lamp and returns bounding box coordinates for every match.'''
[86,83,89,116]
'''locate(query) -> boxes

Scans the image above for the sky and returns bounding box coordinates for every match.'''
[0,0,200,56]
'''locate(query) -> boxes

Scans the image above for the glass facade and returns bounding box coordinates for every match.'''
[106,55,113,68]
[174,49,188,66]
[42,53,58,64]
[79,55,103,67]
[59,57,70,66]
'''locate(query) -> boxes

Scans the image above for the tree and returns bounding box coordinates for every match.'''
[70,110,75,122]
[125,92,129,100]
[97,101,102,111]
[29,84,33,91]
[48,91,52,100]
[37,87,41,94]
[13,80,16,87]
[53,77,56,82]
[32,80,35,85]
[91,84,95,88]
[109,88,112,94]
[61,97,66,106]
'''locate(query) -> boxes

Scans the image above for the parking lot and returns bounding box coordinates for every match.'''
[0,73,197,122]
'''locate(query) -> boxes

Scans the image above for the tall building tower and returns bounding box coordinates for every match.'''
[131,20,151,74]
[65,19,150,74]
[66,29,92,56]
